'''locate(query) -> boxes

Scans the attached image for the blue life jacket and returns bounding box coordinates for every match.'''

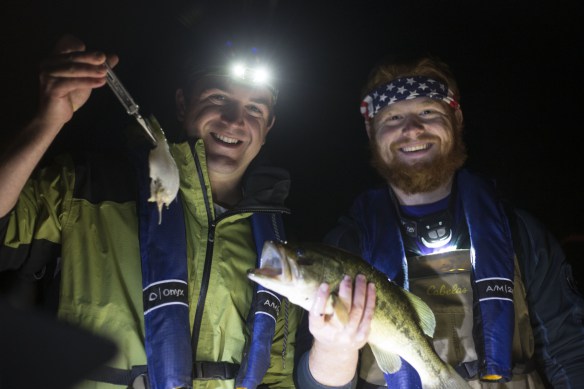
[350,169,515,385]
[133,140,286,389]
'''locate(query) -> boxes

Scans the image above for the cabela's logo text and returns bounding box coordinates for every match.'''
[427,284,468,296]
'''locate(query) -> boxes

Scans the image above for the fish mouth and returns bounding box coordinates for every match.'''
[250,241,297,282]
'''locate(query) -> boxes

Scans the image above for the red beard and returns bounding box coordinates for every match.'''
[370,133,467,194]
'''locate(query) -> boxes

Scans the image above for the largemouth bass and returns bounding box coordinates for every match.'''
[248,241,470,389]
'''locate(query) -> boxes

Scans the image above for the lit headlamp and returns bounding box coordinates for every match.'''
[183,38,280,103]
[228,61,278,103]
[189,60,278,104]
[230,62,272,86]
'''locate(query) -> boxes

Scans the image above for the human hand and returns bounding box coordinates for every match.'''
[309,274,376,353]
[37,34,119,127]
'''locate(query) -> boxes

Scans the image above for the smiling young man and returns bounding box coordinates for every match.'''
[0,35,300,389]
[295,56,584,388]
[175,75,276,207]
[368,95,466,203]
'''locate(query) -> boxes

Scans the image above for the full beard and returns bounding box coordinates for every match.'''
[370,134,467,194]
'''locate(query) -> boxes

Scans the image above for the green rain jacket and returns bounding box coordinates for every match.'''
[0,138,300,389]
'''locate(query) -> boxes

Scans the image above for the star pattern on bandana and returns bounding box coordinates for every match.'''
[360,75,460,119]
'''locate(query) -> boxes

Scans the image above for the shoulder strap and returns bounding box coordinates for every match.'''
[236,212,286,389]
[457,169,514,381]
[133,144,192,389]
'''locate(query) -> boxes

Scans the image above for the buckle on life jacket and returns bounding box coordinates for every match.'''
[455,361,479,379]
[455,358,536,380]
[193,361,240,380]
[130,373,149,389]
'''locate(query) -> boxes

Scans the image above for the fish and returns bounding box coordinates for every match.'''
[147,119,180,224]
[247,241,471,389]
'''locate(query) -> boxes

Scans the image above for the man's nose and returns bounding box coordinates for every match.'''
[221,103,245,125]
[402,115,424,136]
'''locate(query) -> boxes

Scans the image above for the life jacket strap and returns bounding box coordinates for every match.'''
[86,365,147,386]
[87,361,241,387]
[193,361,240,380]
[455,359,537,380]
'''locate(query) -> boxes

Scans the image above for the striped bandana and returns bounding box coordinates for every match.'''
[360,75,460,119]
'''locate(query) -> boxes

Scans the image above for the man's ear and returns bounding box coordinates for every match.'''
[175,89,186,122]
[364,119,373,140]
[267,115,276,133]
[262,116,276,145]
[455,108,464,127]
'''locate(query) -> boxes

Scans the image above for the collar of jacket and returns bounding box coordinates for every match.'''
[170,138,291,212]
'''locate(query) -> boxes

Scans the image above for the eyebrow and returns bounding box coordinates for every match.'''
[201,86,272,108]
[249,96,272,108]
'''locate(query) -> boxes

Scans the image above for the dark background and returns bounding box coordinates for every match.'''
[1,3,583,383]
[2,0,583,263]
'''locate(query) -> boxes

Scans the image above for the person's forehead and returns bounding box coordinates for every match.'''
[378,97,442,115]
[194,75,273,102]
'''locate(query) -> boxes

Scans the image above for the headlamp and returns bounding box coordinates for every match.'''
[229,62,273,90]
[184,41,279,103]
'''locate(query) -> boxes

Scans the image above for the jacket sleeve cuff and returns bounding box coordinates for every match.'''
[295,351,357,389]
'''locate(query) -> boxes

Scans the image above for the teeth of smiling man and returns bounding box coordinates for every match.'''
[402,143,430,152]
[213,133,240,144]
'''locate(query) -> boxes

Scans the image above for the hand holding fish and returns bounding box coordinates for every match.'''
[248,241,471,389]
[310,274,375,348]
[308,274,376,386]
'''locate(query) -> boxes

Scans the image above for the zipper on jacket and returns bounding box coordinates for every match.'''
[189,143,289,363]
[190,144,214,362]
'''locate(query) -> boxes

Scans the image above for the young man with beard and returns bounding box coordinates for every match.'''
[294,56,584,388]
[0,35,301,388]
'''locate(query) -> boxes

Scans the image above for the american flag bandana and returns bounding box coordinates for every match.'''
[360,75,460,119]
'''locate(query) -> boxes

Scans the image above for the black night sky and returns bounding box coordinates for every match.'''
[2,0,583,272]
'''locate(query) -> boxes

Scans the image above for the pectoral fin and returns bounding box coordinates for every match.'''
[369,343,402,374]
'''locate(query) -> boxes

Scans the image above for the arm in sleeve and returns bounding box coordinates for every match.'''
[295,349,357,389]
[513,209,584,387]
[0,155,74,278]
